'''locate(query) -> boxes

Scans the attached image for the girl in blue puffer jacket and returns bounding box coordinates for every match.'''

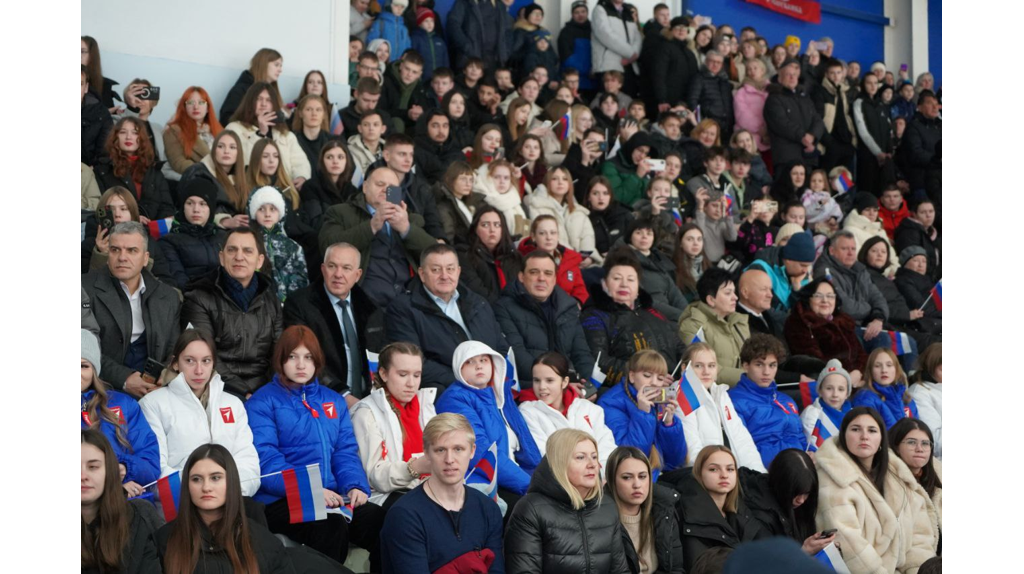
[434,340,542,501]
[728,334,806,468]
[851,347,919,429]
[246,325,384,570]
[367,2,411,63]
[80,329,160,497]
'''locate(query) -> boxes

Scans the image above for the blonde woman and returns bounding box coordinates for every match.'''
[525,166,597,265]
[504,429,630,574]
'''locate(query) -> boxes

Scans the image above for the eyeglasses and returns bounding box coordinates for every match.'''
[185,100,208,107]
[811,293,836,301]
[901,439,932,450]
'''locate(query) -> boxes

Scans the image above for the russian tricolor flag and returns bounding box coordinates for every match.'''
[832,172,854,195]
[156,471,181,521]
[282,464,328,524]
[930,280,942,311]
[799,379,819,410]
[147,217,174,239]
[808,412,839,452]
[887,331,913,356]
[505,347,520,394]
[465,442,498,502]
[558,111,572,140]
[590,352,607,388]
[690,326,705,344]
[366,350,379,378]
[815,542,852,573]
[676,362,704,416]
[671,208,683,227]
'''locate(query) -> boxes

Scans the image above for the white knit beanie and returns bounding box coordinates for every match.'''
[248,186,287,220]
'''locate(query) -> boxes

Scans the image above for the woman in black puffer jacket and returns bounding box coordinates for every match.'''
[586,176,635,261]
[505,429,630,574]
[606,446,684,574]
[157,178,225,290]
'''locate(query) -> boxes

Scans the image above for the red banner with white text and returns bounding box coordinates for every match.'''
[745,0,822,24]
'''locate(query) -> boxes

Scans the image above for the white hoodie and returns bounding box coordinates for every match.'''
[139,372,261,496]
[680,381,767,472]
[907,381,942,458]
[519,389,617,470]
[351,387,437,506]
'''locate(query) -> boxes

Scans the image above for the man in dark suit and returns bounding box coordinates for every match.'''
[283,242,379,407]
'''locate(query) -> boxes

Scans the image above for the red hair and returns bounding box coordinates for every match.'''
[106,117,154,184]
[167,86,223,157]
[272,326,325,382]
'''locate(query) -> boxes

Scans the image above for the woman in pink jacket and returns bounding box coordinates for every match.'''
[733,58,771,154]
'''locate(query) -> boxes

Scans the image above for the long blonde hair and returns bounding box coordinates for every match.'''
[246,139,298,210]
[546,429,602,510]
[82,369,131,451]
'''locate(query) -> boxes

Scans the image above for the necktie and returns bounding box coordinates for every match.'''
[338,300,363,397]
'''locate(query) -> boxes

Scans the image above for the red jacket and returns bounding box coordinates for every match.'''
[783,302,869,373]
[517,240,590,304]
[878,201,909,241]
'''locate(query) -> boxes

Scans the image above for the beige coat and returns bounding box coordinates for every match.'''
[524,185,597,262]
[82,163,101,210]
[162,124,212,176]
[844,210,899,278]
[815,438,938,574]
[224,121,312,181]
[347,135,383,180]
[351,387,437,506]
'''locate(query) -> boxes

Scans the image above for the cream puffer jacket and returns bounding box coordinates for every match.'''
[524,185,598,263]
[815,438,939,574]
[225,121,312,181]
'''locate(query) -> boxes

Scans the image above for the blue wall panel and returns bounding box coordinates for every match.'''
[928,0,942,88]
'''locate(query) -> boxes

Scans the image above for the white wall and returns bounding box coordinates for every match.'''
[884,0,928,78]
[81,0,350,126]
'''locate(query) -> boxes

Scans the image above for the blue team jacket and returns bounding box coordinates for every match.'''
[246,375,370,505]
[728,374,806,468]
[851,383,919,430]
[81,389,160,485]
[598,381,687,477]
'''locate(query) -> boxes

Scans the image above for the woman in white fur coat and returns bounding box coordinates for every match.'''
[815,407,938,573]
[518,352,617,470]
[679,343,767,472]
[139,330,261,496]
[351,342,437,507]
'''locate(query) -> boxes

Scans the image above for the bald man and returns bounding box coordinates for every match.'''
[736,269,783,339]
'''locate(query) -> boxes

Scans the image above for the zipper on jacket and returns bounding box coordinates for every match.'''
[302,389,334,490]
[577,510,592,574]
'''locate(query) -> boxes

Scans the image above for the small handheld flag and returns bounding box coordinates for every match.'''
[366,350,379,378]
[282,464,328,524]
[156,471,181,521]
[690,326,705,344]
[505,348,520,394]
[832,172,854,195]
[886,330,913,356]
[147,217,174,239]
[677,362,705,416]
[807,412,839,452]
[558,111,572,140]
[814,543,852,573]
[921,279,942,311]
[465,442,499,502]
[671,208,683,227]
[590,351,607,388]
[799,379,818,410]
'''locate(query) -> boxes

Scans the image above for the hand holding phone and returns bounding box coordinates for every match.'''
[385,185,403,206]
[818,529,837,539]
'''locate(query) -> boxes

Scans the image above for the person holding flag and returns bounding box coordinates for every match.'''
[155,444,294,574]
[678,343,766,472]
[351,342,438,507]
[379,414,506,574]
[518,352,618,470]
[799,359,852,451]
[246,325,385,570]
[81,429,161,574]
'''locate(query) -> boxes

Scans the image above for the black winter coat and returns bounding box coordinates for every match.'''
[494,279,596,386]
[180,269,282,397]
[864,265,913,325]
[580,287,684,389]
[894,217,940,282]
[856,94,893,154]
[218,69,254,127]
[433,182,486,245]
[895,267,942,320]
[653,38,699,107]
[687,68,734,137]
[621,484,685,574]
[590,203,635,256]
[902,112,941,190]
[155,518,296,574]
[81,268,181,391]
[82,92,113,167]
[94,160,176,221]
[156,222,225,290]
[413,113,469,184]
[739,468,803,542]
[366,158,447,240]
[296,171,359,233]
[82,500,161,574]
[283,283,380,397]
[505,457,631,574]
[456,243,523,303]
[659,469,765,572]
[446,0,514,70]
[384,279,509,390]
[763,83,826,168]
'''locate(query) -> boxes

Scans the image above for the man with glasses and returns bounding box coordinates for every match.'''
[385,244,509,391]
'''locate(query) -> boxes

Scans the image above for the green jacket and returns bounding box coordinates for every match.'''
[602,157,648,208]
[678,301,751,387]
[318,193,437,272]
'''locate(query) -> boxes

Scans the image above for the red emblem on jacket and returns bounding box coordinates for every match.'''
[904,406,912,418]
[584,415,593,429]
[110,406,125,424]
[725,406,732,420]
[324,402,338,419]
[220,407,235,424]
[82,412,92,426]
[381,440,388,460]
